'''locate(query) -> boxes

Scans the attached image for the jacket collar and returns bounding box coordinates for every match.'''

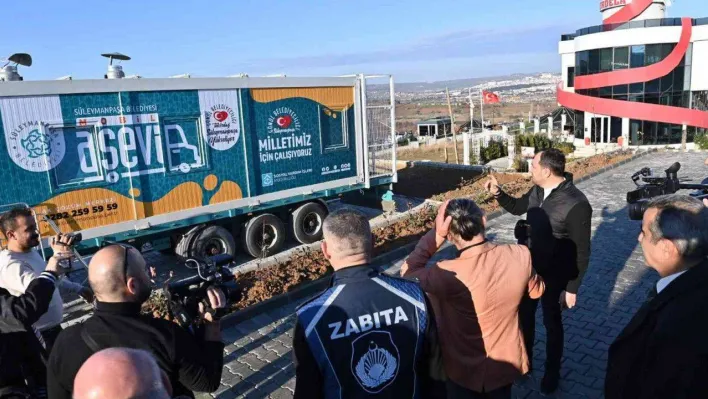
[614,260,708,342]
[563,172,574,183]
[651,260,708,308]
[332,264,380,286]
[95,301,142,316]
[457,241,498,260]
[541,173,574,192]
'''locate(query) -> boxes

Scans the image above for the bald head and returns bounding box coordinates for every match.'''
[73,348,170,399]
[89,245,149,303]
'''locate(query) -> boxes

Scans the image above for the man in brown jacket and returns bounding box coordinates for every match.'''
[401,199,545,399]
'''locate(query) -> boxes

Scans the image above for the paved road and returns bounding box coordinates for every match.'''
[194,151,708,399]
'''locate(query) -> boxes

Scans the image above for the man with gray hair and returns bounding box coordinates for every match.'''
[73,348,172,399]
[293,209,443,398]
[606,194,708,399]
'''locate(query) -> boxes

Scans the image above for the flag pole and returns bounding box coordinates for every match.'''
[480,89,485,132]
[468,88,474,132]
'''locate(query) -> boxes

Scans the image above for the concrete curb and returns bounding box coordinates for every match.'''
[573,149,656,185]
[219,149,659,326]
[406,161,489,172]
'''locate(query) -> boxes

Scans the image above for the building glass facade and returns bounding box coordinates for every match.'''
[572,43,698,145]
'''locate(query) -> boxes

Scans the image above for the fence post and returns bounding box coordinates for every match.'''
[561,113,567,134]
[520,122,525,134]
[547,117,554,139]
[472,135,481,165]
[534,119,540,134]
[507,136,515,169]
[463,132,470,165]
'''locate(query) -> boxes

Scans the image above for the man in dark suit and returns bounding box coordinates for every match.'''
[606,194,708,399]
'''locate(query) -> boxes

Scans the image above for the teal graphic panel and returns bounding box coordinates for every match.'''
[243,91,357,195]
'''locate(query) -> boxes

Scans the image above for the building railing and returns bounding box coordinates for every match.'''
[560,17,708,41]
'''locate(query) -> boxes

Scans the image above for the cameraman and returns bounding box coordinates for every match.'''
[0,236,73,398]
[0,207,93,352]
[484,149,592,394]
[47,244,226,399]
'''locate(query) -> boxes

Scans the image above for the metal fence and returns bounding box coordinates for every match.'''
[362,75,396,180]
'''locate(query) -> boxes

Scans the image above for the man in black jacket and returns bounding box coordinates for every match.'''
[0,236,73,398]
[47,244,226,399]
[293,209,443,399]
[606,195,708,399]
[485,148,592,394]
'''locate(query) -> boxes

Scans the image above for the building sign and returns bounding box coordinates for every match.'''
[600,0,628,11]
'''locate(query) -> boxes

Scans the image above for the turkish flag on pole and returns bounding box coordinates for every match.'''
[482,90,500,104]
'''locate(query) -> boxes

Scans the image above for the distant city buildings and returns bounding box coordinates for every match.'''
[368,73,561,105]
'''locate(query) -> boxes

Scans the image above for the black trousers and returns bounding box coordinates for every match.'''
[446,380,512,399]
[519,279,566,373]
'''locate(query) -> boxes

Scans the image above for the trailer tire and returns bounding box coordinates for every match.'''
[175,225,206,258]
[242,214,286,258]
[190,225,237,259]
[291,202,328,244]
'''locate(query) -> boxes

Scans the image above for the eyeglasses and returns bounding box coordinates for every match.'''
[119,244,132,283]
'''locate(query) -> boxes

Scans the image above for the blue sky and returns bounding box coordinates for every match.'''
[2,0,707,82]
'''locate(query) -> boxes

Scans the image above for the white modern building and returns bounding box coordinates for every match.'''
[558,0,708,148]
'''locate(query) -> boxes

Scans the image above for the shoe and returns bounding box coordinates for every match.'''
[540,370,560,394]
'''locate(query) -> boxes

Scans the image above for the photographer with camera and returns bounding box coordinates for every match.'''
[606,194,708,398]
[0,207,93,353]
[47,244,226,399]
[484,149,592,394]
[0,236,73,398]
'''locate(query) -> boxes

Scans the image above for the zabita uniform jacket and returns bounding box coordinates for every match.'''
[292,265,441,399]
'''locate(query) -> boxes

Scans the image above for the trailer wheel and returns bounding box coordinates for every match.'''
[190,225,237,259]
[242,214,286,258]
[175,225,206,258]
[291,202,328,244]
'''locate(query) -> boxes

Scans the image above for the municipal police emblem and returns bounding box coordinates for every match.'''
[351,331,400,393]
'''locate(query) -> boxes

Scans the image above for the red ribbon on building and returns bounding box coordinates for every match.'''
[557,2,708,129]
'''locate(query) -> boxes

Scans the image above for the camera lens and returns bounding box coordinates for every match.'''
[220,281,242,304]
[628,201,649,221]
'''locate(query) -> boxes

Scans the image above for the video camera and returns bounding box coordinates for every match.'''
[626,162,708,220]
[166,253,241,329]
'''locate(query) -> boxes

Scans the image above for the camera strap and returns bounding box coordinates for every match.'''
[457,239,488,257]
[80,326,104,354]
